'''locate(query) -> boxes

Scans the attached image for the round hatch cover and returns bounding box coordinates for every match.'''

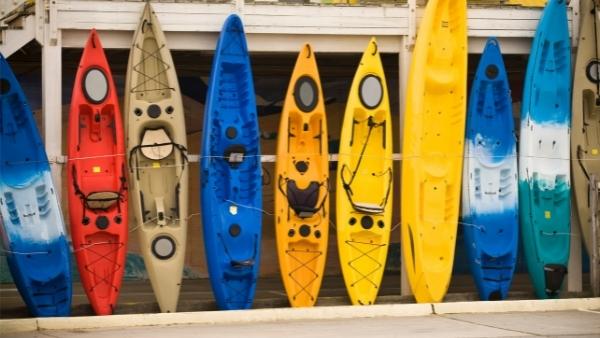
[83,68,109,104]
[294,76,319,113]
[359,75,383,109]
[152,235,176,260]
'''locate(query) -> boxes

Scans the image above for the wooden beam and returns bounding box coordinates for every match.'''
[399,35,412,297]
[42,30,63,198]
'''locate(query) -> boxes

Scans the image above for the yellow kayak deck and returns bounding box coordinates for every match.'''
[401,0,467,303]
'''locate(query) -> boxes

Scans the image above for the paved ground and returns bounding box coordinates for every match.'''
[0,273,592,318]
[3,310,599,338]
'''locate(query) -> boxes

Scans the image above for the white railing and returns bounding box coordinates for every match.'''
[0,0,37,56]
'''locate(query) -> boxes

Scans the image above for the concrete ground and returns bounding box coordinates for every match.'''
[1,274,597,338]
[3,309,600,338]
[0,273,592,318]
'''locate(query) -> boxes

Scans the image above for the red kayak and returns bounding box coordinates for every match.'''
[67,29,128,315]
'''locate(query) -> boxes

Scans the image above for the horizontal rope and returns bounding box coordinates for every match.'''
[0,216,579,256]
[5,153,599,166]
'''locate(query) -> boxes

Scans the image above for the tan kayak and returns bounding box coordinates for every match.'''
[572,0,600,257]
[125,2,189,313]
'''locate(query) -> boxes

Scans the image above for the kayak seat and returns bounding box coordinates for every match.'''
[84,191,120,210]
[352,202,384,215]
[224,145,246,168]
[140,128,174,160]
[286,180,320,218]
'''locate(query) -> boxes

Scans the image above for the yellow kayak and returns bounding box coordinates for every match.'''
[336,38,393,305]
[401,0,467,303]
[275,44,329,307]
[505,0,546,7]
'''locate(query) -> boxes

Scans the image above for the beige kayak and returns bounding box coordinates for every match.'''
[125,2,189,313]
[572,0,600,258]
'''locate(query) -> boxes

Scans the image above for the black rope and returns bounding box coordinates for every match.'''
[71,165,88,223]
[285,247,323,301]
[128,139,188,222]
[261,165,272,186]
[340,116,391,214]
[131,43,176,94]
[128,141,189,170]
[217,233,258,267]
[577,145,591,181]
[216,233,258,306]
[83,241,125,293]
[71,164,126,223]
[345,239,386,288]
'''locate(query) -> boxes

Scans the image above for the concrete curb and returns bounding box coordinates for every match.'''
[434,298,600,314]
[1,298,598,335]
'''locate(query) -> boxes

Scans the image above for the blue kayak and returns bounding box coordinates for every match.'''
[519,0,571,299]
[0,53,72,316]
[461,38,518,300]
[201,14,262,310]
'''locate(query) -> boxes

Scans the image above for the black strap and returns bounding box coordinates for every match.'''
[128,141,188,169]
[71,165,126,224]
[340,116,390,214]
[217,232,258,269]
[577,145,591,181]
[341,116,385,188]
[262,165,272,186]
[71,165,89,223]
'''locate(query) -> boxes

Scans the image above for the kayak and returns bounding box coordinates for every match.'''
[401,0,468,303]
[67,29,128,315]
[519,0,572,299]
[461,37,518,301]
[0,53,72,317]
[275,44,329,307]
[201,14,262,310]
[571,0,600,259]
[125,2,189,313]
[336,38,392,306]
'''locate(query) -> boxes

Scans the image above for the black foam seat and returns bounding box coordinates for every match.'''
[286,180,320,218]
